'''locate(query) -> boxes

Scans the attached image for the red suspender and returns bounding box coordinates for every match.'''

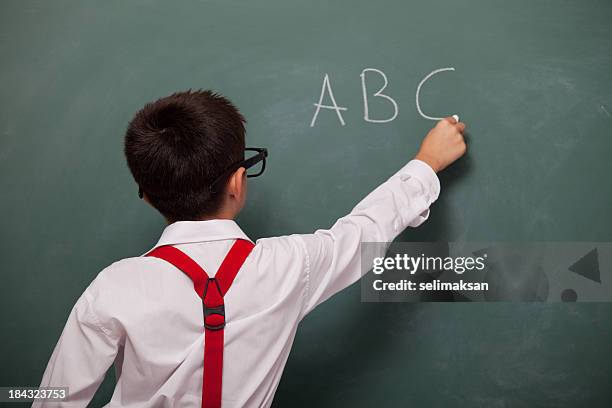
[146,239,255,408]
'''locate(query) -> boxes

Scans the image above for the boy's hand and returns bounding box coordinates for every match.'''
[415,117,467,173]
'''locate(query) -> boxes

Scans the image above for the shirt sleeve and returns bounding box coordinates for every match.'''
[33,289,120,407]
[297,159,440,316]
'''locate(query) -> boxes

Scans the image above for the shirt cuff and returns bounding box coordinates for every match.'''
[392,159,441,203]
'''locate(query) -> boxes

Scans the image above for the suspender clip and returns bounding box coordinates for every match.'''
[203,303,225,331]
[203,278,226,331]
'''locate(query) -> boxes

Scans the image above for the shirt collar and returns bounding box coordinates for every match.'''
[146,219,252,254]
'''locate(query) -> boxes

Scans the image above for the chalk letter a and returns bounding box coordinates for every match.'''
[310,74,348,127]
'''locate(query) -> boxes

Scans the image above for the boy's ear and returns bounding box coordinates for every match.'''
[227,167,247,197]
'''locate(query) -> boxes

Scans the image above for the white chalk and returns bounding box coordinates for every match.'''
[452,114,460,122]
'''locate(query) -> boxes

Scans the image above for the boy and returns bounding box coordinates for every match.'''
[36,90,466,407]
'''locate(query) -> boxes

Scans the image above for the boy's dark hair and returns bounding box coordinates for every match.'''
[125,90,246,222]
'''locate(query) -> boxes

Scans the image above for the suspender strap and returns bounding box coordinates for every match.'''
[146,239,255,408]
[145,245,208,296]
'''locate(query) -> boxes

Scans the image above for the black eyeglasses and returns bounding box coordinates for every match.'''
[139,147,269,199]
[209,147,268,193]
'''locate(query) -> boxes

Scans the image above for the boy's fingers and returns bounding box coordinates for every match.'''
[445,116,458,125]
[456,122,466,133]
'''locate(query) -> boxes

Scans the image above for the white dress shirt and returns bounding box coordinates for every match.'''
[35,159,440,407]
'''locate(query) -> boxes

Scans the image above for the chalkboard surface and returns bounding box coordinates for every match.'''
[1,0,611,406]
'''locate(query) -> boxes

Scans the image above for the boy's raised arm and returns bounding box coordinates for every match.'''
[297,118,466,315]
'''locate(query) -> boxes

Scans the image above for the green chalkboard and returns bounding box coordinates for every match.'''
[1,0,611,406]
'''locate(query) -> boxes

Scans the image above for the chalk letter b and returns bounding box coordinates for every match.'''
[360,68,398,123]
